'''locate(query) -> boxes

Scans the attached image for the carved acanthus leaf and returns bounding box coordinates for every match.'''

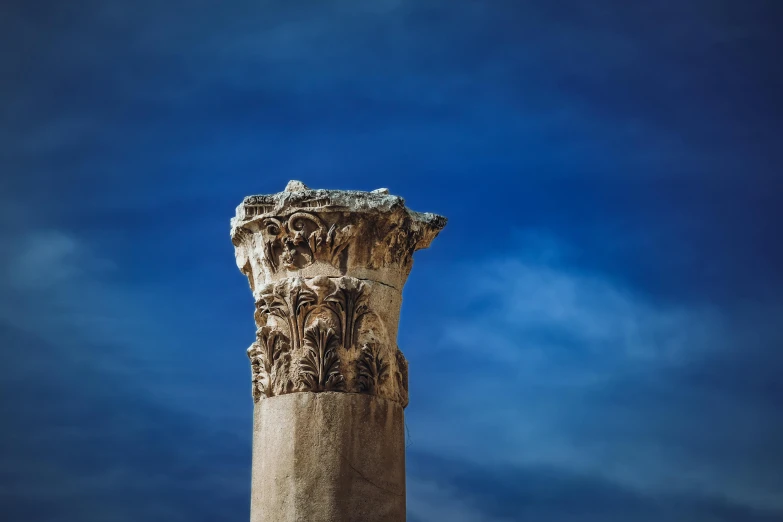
[298,320,345,392]
[257,278,317,350]
[257,212,356,273]
[257,276,372,351]
[248,326,292,401]
[356,342,389,395]
[324,224,356,265]
[325,277,370,350]
[395,349,409,407]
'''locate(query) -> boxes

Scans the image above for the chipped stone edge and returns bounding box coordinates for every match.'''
[230,182,448,247]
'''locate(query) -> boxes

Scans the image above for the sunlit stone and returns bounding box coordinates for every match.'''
[231,181,446,522]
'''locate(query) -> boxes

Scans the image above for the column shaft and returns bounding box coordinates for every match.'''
[231,181,445,522]
[251,393,405,522]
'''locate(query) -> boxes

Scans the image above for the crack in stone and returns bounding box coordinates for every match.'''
[338,450,405,498]
[352,276,400,292]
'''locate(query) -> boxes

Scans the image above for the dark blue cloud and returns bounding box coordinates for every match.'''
[1,0,781,520]
[0,321,250,522]
[407,451,783,522]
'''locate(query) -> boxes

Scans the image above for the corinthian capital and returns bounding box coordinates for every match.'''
[231,181,446,408]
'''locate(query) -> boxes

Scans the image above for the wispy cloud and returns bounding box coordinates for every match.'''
[406,234,783,513]
[1,2,781,520]
[0,219,251,423]
[7,230,113,290]
[407,450,783,522]
[446,257,719,371]
[408,476,509,522]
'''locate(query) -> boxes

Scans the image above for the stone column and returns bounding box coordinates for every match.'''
[230,181,446,522]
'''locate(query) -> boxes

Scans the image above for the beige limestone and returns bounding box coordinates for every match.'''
[252,393,405,522]
[231,181,445,522]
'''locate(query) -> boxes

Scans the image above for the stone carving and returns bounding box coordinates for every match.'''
[259,212,356,273]
[356,342,389,395]
[258,277,317,354]
[247,276,391,402]
[233,182,446,408]
[257,276,370,351]
[231,182,447,289]
[322,277,369,351]
[248,326,292,400]
[298,320,345,392]
[395,349,409,408]
[367,224,426,270]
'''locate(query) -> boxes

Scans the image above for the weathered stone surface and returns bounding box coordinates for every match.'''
[232,182,445,407]
[251,393,405,522]
[231,184,446,291]
[246,275,407,405]
[231,181,445,521]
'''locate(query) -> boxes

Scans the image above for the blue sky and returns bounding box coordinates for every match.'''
[1,1,782,521]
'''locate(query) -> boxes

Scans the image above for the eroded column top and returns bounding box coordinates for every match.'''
[231,180,446,293]
[232,181,446,407]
